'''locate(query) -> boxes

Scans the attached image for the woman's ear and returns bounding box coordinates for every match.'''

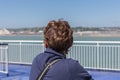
[44,39,48,48]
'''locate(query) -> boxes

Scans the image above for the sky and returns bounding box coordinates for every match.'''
[0,0,120,28]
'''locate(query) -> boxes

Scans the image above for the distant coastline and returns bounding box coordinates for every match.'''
[86,33,120,37]
[1,27,120,37]
[75,31,120,37]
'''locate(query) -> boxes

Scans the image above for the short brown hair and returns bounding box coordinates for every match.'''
[44,20,73,54]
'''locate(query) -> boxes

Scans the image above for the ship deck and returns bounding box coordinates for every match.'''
[0,64,120,80]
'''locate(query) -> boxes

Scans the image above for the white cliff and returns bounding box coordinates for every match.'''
[0,28,11,35]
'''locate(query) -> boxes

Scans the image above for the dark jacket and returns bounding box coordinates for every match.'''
[30,48,92,80]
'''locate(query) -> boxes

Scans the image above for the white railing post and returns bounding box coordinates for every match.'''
[20,41,22,63]
[97,42,99,69]
[0,43,8,74]
[5,46,8,74]
[0,42,3,64]
[118,46,120,70]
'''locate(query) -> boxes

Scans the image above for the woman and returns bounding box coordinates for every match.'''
[30,20,93,80]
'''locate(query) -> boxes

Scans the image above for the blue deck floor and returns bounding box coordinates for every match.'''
[0,64,120,80]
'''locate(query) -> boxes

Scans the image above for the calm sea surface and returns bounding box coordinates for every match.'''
[0,35,120,41]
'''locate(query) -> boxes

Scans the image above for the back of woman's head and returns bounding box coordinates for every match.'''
[44,20,73,54]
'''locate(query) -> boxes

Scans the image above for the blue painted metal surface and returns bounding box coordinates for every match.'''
[0,64,120,80]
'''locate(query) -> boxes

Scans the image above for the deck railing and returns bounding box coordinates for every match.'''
[0,40,120,71]
[0,43,8,74]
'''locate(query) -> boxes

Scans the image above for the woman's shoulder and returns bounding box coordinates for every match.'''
[34,52,48,60]
[66,58,80,66]
[65,58,93,80]
[65,58,87,73]
[32,53,48,64]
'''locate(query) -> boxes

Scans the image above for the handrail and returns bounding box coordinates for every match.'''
[0,40,120,71]
[0,40,120,43]
[0,40,43,42]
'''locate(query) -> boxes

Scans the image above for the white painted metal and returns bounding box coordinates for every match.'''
[0,40,120,72]
[0,44,8,74]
